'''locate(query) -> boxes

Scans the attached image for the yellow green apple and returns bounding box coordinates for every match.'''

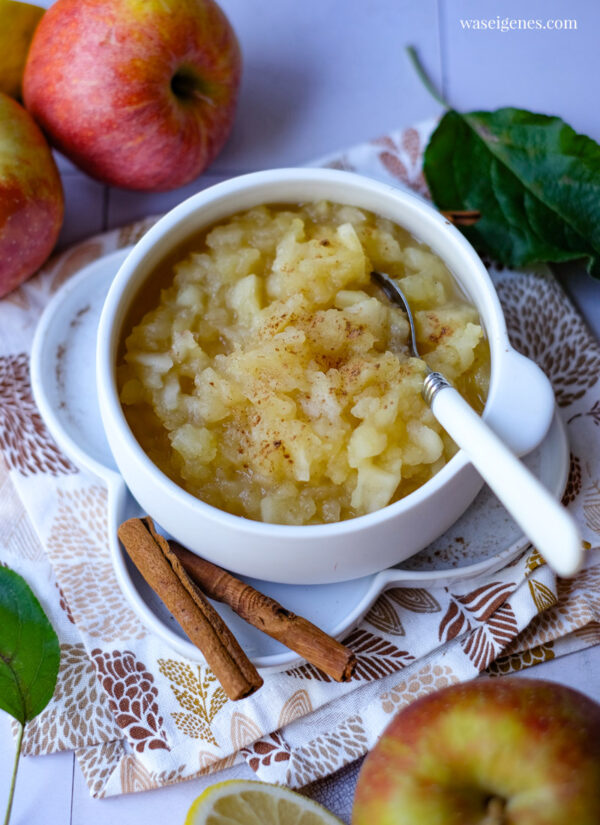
[0,0,45,100]
[353,678,600,824]
[0,93,63,297]
[23,0,242,191]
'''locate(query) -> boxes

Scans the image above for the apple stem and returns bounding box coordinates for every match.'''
[482,796,506,825]
[191,91,216,107]
[170,71,215,107]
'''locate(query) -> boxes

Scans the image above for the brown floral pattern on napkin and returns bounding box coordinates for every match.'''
[0,353,78,476]
[0,120,598,797]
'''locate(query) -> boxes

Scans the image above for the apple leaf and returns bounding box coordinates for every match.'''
[0,566,60,726]
[407,47,600,278]
[424,108,600,278]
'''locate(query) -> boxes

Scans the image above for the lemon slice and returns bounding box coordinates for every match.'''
[184,779,345,825]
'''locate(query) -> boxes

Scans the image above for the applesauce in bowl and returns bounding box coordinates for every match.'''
[98,168,555,583]
[118,200,490,525]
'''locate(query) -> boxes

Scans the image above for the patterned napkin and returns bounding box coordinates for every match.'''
[1,120,599,798]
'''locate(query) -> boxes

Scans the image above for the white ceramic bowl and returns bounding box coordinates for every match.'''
[97,168,555,584]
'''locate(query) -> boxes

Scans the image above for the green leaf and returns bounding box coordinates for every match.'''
[0,567,60,725]
[424,107,600,277]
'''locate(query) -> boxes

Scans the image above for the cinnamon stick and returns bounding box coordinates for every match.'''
[441,209,481,226]
[169,541,356,682]
[117,517,263,701]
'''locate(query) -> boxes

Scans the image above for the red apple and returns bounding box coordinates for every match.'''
[23,0,241,191]
[353,678,600,825]
[0,92,64,298]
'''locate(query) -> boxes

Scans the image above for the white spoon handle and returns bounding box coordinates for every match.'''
[431,384,582,577]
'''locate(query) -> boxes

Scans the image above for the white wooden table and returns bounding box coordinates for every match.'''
[2,1,599,822]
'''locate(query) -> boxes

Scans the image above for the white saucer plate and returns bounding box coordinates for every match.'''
[31,249,570,670]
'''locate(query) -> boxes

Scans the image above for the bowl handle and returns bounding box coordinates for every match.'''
[484,347,555,457]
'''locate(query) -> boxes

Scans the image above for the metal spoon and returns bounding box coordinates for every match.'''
[371,270,583,577]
